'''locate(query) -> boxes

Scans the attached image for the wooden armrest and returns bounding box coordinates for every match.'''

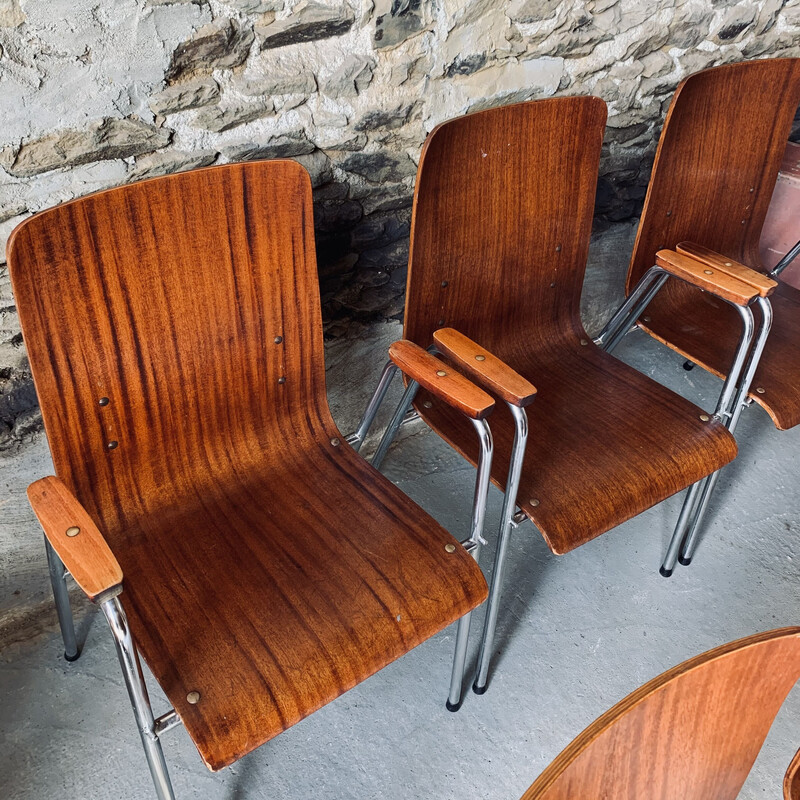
[676,242,777,297]
[388,340,495,420]
[28,477,122,602]
[656,249,763,306]
[433,328,537,408]
[785,746,800,800]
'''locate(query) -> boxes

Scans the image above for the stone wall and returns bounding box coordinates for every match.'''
[1,0,799,447]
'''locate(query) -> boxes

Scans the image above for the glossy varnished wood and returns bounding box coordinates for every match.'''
[676,242,777,297]
[785,747,800,800]
[655,249,765,306]
[28,476,122,601]
[403,98,737,554]
[522,628,800,800]
[8,162,487,771]
[388,339,495,419]
[628,58,800,430]
[433,328,537,408]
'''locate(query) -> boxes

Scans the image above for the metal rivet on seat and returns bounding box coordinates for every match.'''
[704,269,713,275]
[643,316,651,322]
[475,354,486,361]
[444,543,456,553]
[107,441,118,450]
[396,614,402,621]
[699,414,710,422]
[278,377,286,384]
[436,370,447,377]
[330,438,340,446]
[580,339,589,346]
[274,336,283,344]
[724,262,732,267]
[530,499,540,507]
[438,319,446,326]
[66,526,80,537]
[187,691,201,704]
[98,397,109,407]
[423,400,432,408]
[666,210,672,216]
[756,386,766,394]
[555,245,562,252]
[441,280,449,287]
[749,187,755,193]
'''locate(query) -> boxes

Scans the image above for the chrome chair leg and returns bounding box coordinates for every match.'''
[347,361,398,452]
[447,417,493,712]
[660,302,758,576]
[473,404,528,695]
[769,236,800,278]
[102,597,175,800]
[44,537,79,661]
[371,379,420,470]
[679,296,774,564]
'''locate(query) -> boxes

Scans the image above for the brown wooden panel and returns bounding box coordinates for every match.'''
[676,242,777,296]
[402,98,737,553]
[433,328,537,407]
[655,249,762,306]
[388,339,495,419]
[8,161,488,771]
[626,58,800,430]
[785,747,800,800]
[28,476,122,601]
[521,628,800,800]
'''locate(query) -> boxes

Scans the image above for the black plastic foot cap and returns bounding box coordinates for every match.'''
[64,650,80,662]
[659,566,673,578]
[445,699,462,712]
[472,682,488,695]
[683,361,695,371]
[678,554,692,566]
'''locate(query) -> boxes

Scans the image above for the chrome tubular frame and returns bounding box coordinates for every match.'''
[473,404,529,695]
[769,236,800,278]
[447,417,494,712]
[594,266,669,353]
[101,596,176,800]
[371,377,420,470]
[678,296,774,564]
[346,361,398,451]
[44,538,79,661]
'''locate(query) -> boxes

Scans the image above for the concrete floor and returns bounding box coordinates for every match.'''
[1,222,799,798]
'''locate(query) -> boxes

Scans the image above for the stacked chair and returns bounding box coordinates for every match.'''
[9,56,800,799]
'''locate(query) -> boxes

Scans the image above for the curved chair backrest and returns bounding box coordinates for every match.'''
[521,628,800,800]
[7,161,326,535]
[403,97,607,360]
[786,747,800,799]
[628,58,800,292]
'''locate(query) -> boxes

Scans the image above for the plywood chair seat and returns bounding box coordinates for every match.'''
[643,281,800,430]
[113,438,484,771]
[416,338,736,554]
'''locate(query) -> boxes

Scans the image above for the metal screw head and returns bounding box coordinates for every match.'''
[580,338,589,346]
[550,282,556,288]
[98,397,110,407]
[441,280,449,287]
[396,614,401,621]
[66,526,80,537]
[555,245,562,252]
[444,543,456,553]
[756,386,766,394]
[186,691,201,704]
[330,437,340,447]
[422,400,432,408]
[699,414,710,422]
[724,262,732,267]
[529,499,540,507]
[475,354,486,361]
[704,269,713,275]
[749,187,755,193]
[437,319,445,326]
[643,316,651,323]
[274,336,283,344]
[107,441,118,450]
[436,370,447,377]
[278,376,286,384]
[666,210,672,216]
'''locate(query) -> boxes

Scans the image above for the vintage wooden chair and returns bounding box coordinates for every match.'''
[7,161,493,798]
[352,97,741,698]
[597,58,800,575]
[520,627,800,800]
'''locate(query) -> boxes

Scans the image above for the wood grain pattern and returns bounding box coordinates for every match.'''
[28,476,123,601]
[627,57,800,430]
[388,340,495,419]
[8,161,487,771]
[432,328,537,408]
[521,628,800,800]
[785,747,800,800]
[655,249,763,306]
[402,98,737,554]
[676,242,777,296]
